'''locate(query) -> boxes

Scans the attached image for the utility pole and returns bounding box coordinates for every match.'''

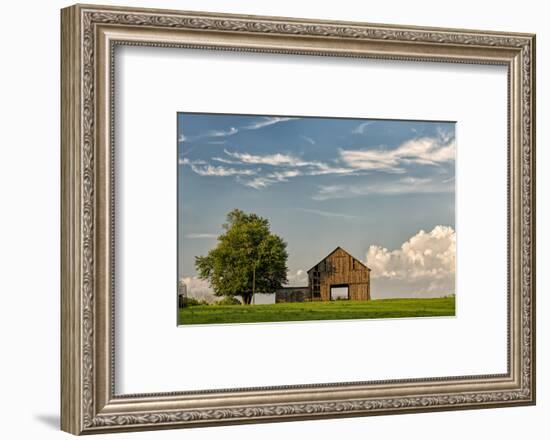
[252,264,256,305]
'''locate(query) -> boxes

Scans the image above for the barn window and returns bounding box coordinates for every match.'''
[311,271,321,298]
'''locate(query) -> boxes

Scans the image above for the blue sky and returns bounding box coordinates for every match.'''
[178,113,456,298]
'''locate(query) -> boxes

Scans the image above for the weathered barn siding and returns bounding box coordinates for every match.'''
[307,247,371,301]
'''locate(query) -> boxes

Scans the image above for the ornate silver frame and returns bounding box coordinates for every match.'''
[61,4,536,435]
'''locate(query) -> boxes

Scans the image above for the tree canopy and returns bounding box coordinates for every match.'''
[195,209,288,304]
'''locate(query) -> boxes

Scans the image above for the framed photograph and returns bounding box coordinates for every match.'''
[61,4,536,435]
[176,113,456,325]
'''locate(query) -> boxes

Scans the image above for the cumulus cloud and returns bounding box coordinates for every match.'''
[287,269,308,286]
[365,225,456,298]
[180,276,218,303]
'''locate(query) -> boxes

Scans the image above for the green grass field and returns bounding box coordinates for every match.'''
[178,296,455,325]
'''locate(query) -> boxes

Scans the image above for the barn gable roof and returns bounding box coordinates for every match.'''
[306,246,370,273]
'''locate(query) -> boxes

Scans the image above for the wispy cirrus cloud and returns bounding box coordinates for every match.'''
[305,162,355,176]
[184,233,218,239]
[222,150,356,188]
[301,135,316,145]
[340,135,455,173]
[204,126,238,138]
[182,127,238,143]
[296,208,359,220]
[179,157,257,177]
[313,176,453,201]
[223,150,353,176]
[211,156,239,165]
[178,157,206,165]
[242,170,302,189]
[183,117,294,143]
[181,132,454,191]
[223,149,309,167]
[242,116,295,130]
[352,121,375,134]
[190,165,257,177]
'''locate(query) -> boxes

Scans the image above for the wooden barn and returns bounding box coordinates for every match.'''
[307,247,371,301]
[276,247,371,302]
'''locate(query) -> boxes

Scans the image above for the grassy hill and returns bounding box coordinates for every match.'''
[178,296,455,325]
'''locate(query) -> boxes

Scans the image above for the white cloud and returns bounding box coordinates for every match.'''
[205,126,238,138]
[301,135,316,145]
[306,162,356,176]
[179,157,258,177]
[223,150,355,187]
[183,132,455,191]
[339,148,406,173]
[185,233,218,239]
[189,164,257,177]
[223,150,343,172]
[313,176,452,200]
[352,121,374,134]
[186,150,343,188]
[437,126,454,144]
[243,170,302,189]
[287,269,308,286]
[183,127,239,143]
[178,134,186,143]
[180,276,217,303]
[212,156,239,164]
[184,118,293,143]
[340,135,455,173]
[224,149,309,167]
[178,157,207,166]
[296,208,359,220]
[242,116,295,130]
[365,225,455,298]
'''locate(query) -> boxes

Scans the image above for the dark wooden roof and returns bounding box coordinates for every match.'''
[306,246,370,273]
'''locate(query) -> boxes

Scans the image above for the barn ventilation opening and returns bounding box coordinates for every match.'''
[330,285,349,300]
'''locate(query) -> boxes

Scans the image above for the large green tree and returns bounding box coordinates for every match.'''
[195,209,288,304]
